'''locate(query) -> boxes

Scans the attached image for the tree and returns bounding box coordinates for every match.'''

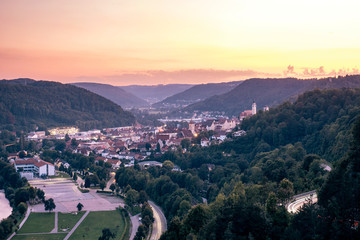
[181,138,191,150]
[277,178,294,204]
[55,141,66,152]
[162,160,174,171]
[77,202,84,212]
[125,189,139,207]
[141,203,154,222]
[138,190,149,204]
[110,183,116,193]
[177,200,191,218]
[134,224,147,240]
[100,180,106,191]
[65,134,70,142]
[19,151,27,158]
[98,228,115,240]
[36,189,45,201]
[84,176,91,188]
[71,138,78,148]
[17,202,28,215]
[44,198,56,212]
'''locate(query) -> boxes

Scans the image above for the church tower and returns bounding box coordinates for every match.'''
[252,101,256,115]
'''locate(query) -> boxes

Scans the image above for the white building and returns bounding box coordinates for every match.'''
[14,158,55,179]
[252,101,257,115]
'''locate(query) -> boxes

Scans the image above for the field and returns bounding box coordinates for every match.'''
[58,211,86,232]
[68,210,129,240]
[17,212,54,234]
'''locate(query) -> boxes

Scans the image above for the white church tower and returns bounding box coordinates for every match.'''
[252,101,257,115]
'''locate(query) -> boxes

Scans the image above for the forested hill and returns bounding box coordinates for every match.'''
[153,80,242,108]
[156,88,360,240]
[184,75,360,115]
[71,82,149,108]
[121,84,193,104]
[0,79,135,131]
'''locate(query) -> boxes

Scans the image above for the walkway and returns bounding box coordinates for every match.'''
[50,211,58,233]
[129,213,140,240]
[63,210,90,240]
[7,202,31,240]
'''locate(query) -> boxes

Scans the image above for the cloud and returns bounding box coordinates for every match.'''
[284,65,360,78]
[75,69,277,86]
[283,65,296,76]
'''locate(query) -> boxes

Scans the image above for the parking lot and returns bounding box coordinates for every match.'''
[29,178,124,212]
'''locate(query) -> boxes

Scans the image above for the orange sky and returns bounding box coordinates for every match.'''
[1,0,360,85]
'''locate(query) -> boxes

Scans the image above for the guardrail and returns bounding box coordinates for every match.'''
[292,190,317,200]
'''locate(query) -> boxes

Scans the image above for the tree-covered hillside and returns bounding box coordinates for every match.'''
[121,84,194,104]
[114,88,360,239]
[153,80,242,108]
[184,75,360,116]
[0,79,135,131]
[71,82,149,108]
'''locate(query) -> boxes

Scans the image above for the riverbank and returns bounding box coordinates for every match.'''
[0,192,12,221]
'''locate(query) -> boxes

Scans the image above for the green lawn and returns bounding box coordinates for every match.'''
[69,210,129,240]
[49,172,70,179]
[58,211,85,232]
[12,233,66,240]
[17,212,55,234]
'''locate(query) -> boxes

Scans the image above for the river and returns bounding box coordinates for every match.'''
[0,192,12,221]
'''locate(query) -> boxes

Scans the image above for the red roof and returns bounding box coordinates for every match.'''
[14,158,53,167]
[106,159,120,164]
[14,158,37,165]
[34,161,47,167]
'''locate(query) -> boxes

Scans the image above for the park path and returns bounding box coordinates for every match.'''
[129,213,140,240]
[63,210,90,240]
[7,202,31,240]
[105,173,116,191]
[50,211,58,233]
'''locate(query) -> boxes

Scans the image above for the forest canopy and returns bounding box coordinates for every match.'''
[0,79,135,132]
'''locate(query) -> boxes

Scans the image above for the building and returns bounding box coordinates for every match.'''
[252,101,257,115]
[240,101,257,121]
[14,157,55,179]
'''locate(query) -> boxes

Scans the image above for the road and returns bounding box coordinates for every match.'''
[287,190,317,213]
[148,201,167,240]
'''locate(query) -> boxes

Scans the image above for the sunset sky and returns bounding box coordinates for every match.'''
[1,0,360,85]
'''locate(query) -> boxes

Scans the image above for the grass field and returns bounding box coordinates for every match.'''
[12,233,67,240]
[68,210,129,240]
[17,212,54,234]
[58,211,86,232]
[49,172,70,179]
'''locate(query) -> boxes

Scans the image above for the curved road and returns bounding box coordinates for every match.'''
[287,190,317,213]
[148,201,167,240]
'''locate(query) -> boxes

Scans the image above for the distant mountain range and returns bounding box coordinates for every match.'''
[183,75,360,116]
[0,79,135,131]
[121,84,193,104]
[152,81,243,108]
[71,82,149,108]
